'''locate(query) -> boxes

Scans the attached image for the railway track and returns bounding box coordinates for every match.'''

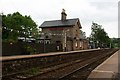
[58,50,115,80]
[24,49,117,80]
[2,49,118,80]
[2,50,99,80]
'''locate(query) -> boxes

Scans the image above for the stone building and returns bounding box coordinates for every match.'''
[39,9,86,51]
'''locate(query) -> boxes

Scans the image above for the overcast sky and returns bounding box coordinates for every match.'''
[0,0,119,38]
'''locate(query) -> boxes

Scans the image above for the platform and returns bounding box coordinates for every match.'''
[1,49,99,61]
[88,49,120,80]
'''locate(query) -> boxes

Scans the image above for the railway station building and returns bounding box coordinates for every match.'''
[39,9,88,51]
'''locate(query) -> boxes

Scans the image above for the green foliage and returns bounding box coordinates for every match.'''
[23,45,37,54]
[90,22,110,48]
[23,67,41,76]
[111,38,120,48]
[2,12,39,42]
[24,45,33,52]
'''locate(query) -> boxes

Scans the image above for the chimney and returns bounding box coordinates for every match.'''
[61,9,67,21]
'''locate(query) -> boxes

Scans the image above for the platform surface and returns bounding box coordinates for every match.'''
[88,49,120,79]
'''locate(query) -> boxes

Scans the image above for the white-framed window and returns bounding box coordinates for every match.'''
[80,41,83,48]
[75,41,78,48]
[45,40,50,44]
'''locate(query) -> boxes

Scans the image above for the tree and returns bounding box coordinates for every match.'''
[111,38,120,48]
[90,22,110,48]
[2,12,39,42]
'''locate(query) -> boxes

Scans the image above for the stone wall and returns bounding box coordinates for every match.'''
[2,42,62,56]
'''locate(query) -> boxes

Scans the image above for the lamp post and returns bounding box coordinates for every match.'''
[110,42,111,48]
[97,41,99,48]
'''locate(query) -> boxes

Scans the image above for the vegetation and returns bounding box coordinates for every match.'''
[111,38,120,48]
[2,12,39,42]
[23,45,37,54]
[90,22,110,48]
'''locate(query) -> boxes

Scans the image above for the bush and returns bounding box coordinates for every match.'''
[23,45,34,55]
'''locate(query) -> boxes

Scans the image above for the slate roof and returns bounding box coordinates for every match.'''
[39,18,81,28]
